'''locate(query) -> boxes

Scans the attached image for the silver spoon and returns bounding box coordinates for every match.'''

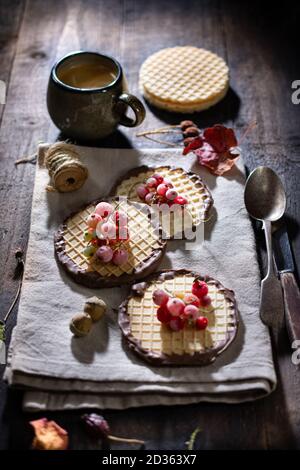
[244,166,285,328]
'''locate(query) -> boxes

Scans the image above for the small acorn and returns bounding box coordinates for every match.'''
[70,312,92,337]
[84,296,107,322]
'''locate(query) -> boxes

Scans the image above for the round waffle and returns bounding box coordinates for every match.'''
[139,46,229,113]
[119,270,238,366]
[54,197,166,288]
[109,165,213,238]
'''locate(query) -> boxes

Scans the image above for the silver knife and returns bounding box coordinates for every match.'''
[273,224,300,346]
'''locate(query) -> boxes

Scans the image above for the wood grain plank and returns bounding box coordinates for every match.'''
[220,0,300,146]
[0,0,25,125]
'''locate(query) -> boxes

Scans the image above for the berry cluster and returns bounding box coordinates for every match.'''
[83,202,129,266]
[136,173,188,207]
[153,279,211,331]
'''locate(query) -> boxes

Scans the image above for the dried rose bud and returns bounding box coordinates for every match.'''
[82,413,110,439]
[81,413,144,446]
[183,126,200,138]
[180,120,196,131]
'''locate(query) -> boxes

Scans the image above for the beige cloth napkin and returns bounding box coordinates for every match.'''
[5,145,276,411]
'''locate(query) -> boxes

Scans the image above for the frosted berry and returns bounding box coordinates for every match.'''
[96,245,113,263]
[83,245,96,257]
[146,177,158,188]
[95,202,114,218]
[152,173,164,185]
[100,222,116,239]
[169,317,185,331]
[183,293,200,307]
[136,184,149,200]
[183,304,199,320]
[192,280,209,298]
[156,183,169,197]
[112,248,129,266]
[152,289,169,306]
[163,178,174,188]
[84,230,93,242]
[157,306,172,324]
[167,298,185,316]
[87,213,102,229]
[200,295,212,307]
[165,188,178,201]
[173,196,188,205]
[196,316,208,330]
[145,192,155,204]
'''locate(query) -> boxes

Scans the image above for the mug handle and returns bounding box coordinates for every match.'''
[117,93,146,127]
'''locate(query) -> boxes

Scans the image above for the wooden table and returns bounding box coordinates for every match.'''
[0,0,299,450]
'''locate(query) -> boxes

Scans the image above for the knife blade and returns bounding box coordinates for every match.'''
[273,224,300,346]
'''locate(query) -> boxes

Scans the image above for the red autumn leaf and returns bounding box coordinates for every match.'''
[182,124,240,175]
[203,125,238,153]
[182,136,203,155]
[194,143,240,176]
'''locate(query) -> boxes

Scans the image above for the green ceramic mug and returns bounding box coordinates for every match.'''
[47,51,146,140]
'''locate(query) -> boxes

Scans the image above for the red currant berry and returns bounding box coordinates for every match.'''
[200,295,212,307]
[183,293,200,307]
[169,316,186,331]
[157,306,172,324]
[173,196,188,205]
[192,280,209,299]
[152,173,164,185]
[153,289,169,306]
[196,316,208,330]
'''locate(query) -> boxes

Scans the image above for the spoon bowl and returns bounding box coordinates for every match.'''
[244,166,286,222]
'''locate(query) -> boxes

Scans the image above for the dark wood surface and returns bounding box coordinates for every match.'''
[0,0,300,450]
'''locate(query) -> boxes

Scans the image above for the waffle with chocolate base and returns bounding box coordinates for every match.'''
[109,165,213,239]
[54,198,166,288]
[119,269,239,366]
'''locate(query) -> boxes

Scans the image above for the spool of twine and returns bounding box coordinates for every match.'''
[44,142,88,193]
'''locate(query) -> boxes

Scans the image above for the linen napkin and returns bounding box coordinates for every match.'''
[5,144,276,411]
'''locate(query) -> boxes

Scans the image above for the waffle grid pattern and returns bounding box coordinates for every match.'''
[63,200,162,278]
[128,274,236,356]
[139,46,229,112]
[114,166,211,231]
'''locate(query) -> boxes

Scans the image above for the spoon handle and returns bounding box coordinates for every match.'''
[259,220,284,328]
[263,220,275,276]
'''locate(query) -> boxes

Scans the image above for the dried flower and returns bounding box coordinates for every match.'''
[30,418,68,450]
[81,413,145,446]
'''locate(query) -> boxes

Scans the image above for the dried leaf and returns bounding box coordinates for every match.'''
[182,125,240,175]
[182,136,203,155]
[195,144,240,176]
[203,124,238,153]
[30,418,68,450]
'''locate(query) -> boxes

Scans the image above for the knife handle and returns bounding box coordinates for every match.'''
[281,272,300,346]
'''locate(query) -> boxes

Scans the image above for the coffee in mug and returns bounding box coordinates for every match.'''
[47,51,146,140]
[58,61,117,89]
